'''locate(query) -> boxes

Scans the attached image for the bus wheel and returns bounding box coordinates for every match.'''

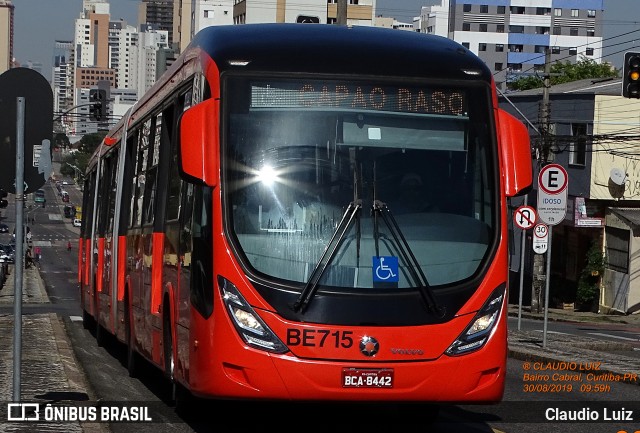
[82,309,92,330]
[125,298,137,377]
[163,309,174,381]
[96,321,105,347]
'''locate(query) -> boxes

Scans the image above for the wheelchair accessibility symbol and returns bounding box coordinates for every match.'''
[372,256,399,283]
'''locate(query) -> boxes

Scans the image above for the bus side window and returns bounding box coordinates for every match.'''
[181,183,214,318]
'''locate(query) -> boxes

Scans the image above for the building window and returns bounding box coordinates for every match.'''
[552,46,560,54]
[534,45,546,54]
[495,62,503,71]
[463,23,470,31]
[554,8,562,16]
[588,10,596,18]
[509,25,524,33]
[480,5,488,13]
[536,8,550,15]
[586,47,594,56]
[463,4,471,12]
[507,63,522,72]
[606,226,629,274]
[497,6,505,14]
[510,6,525,14]
[496,44,504,52]
[571,9,579,17]
[479,23,487,32]
[569,123,587,166]
[479,43,487,51]
[509,44,523,52]
[570,27,579,36]
[462,42,470,49]
[496,24,505,33]
[569,47,577,55]
[587,29,595,37]
[553,26,562,35]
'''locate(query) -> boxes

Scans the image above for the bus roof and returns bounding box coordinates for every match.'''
[189,23,492,82]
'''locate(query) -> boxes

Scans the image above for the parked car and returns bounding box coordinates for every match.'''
[0,223,8,233]
[0,243,15,263]
[64,205,76,218]
[73,218,82,228]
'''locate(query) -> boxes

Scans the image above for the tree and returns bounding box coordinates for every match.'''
[576,240,605,311]
[53,132,71,151]
[59,132,107,179]
[508,57,619,91]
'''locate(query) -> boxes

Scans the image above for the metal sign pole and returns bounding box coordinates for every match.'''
[542,226,553,348]
[12,97,25,402]
[517,196,527,330]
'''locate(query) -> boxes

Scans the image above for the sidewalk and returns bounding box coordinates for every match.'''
[0,264,106,432]
[507,304,640,386]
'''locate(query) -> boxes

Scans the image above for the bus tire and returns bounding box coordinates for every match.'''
[82,309,91,330]
[163,303,174,381]
[96,321,105,347]
[125,297,138,377]
[173,382,191,414]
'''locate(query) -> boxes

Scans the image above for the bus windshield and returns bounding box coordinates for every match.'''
[224,76,497,289]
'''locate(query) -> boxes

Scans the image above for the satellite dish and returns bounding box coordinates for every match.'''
[610,168,626,186]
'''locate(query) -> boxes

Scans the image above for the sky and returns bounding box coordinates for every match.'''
[12,0,640,82]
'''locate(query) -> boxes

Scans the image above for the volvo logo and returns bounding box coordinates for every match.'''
[390,348,424,355]
[359,336,379,357]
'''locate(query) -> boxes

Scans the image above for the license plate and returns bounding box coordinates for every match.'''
[342,368,394,388]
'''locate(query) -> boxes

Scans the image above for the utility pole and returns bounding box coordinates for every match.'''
[531,47,552,314]
[336,0,347,25]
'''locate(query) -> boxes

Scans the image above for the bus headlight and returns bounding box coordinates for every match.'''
[218,276,288,354]
[445,285,505,356]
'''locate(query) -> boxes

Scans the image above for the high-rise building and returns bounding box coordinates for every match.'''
[139,0,174,46]
[109,20,138,90]
[418,0,605,90]
[0,0,13,74]
[134,25,169,96]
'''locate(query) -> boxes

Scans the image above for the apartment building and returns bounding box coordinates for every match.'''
[0,0,13,74]
[139,0,175,46]
[419,0,604,90]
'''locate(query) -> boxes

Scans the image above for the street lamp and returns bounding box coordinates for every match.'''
[66,163,83,181]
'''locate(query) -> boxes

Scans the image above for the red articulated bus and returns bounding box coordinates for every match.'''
[79,23,532,408]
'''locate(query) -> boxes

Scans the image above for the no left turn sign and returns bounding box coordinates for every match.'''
[514,205,536,229]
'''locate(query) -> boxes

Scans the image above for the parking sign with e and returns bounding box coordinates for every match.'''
[537,164,568,226]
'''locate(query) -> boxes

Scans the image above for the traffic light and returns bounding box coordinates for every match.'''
[89,88,106,120]
[622,52,640,98]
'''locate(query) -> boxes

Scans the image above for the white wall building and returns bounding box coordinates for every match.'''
[417,0,605,90]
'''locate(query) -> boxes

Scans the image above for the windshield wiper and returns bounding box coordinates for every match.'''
[372,200,445,317]
[292,199,362,313]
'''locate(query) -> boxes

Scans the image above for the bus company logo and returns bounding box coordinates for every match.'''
[359,336,379,356]
[7,403,40,421]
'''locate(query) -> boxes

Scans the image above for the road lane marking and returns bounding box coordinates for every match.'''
[588,332,639,341]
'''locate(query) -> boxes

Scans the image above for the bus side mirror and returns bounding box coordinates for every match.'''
[497,109,532,197]
[179,98,219,187]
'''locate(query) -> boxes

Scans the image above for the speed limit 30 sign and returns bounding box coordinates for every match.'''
[533,223,548,254]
